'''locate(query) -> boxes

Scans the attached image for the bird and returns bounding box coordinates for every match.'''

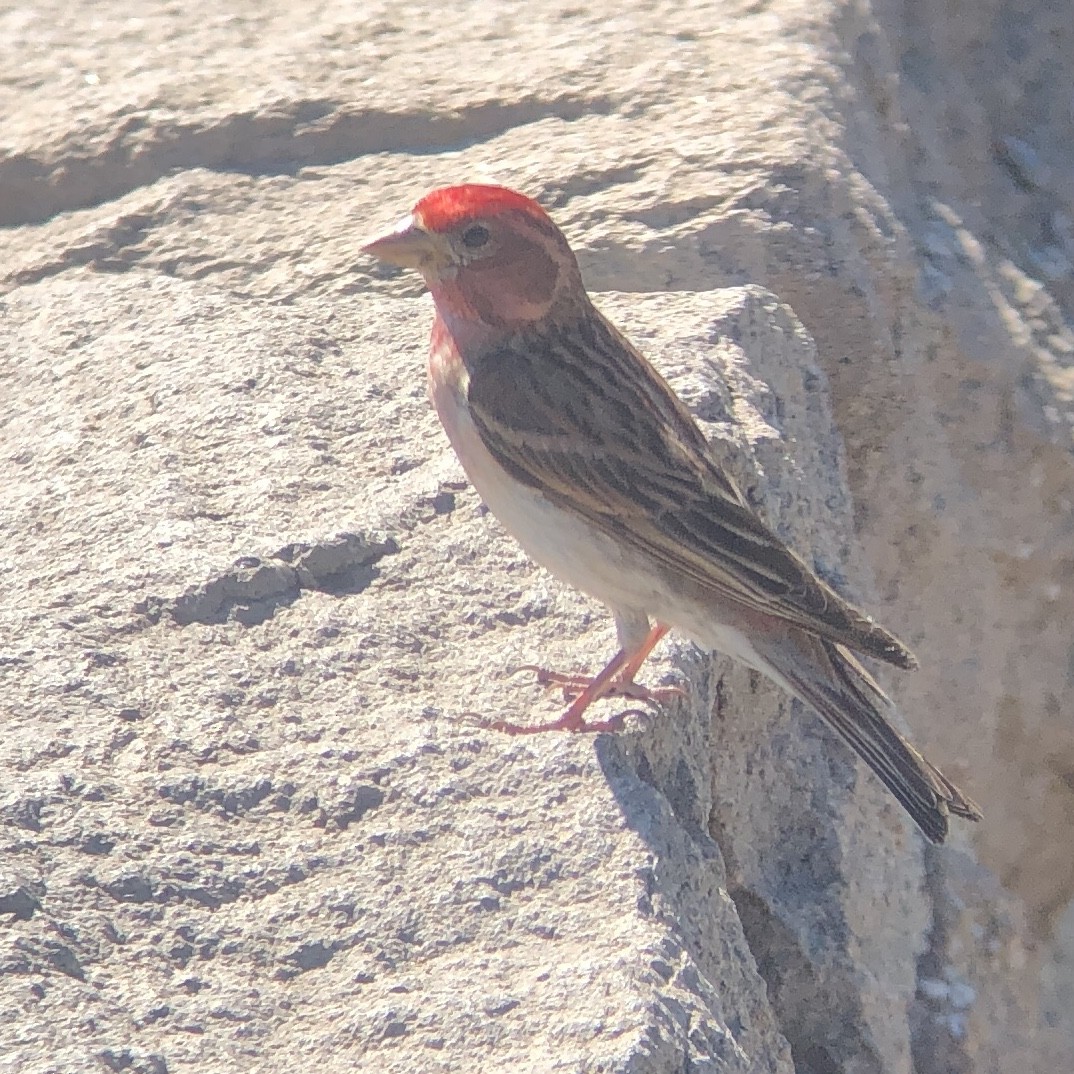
[361,182,982,844]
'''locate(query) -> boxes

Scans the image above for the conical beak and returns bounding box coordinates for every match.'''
[360,214,450,273]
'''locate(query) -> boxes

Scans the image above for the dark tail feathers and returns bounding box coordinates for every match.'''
[766,635,981,844]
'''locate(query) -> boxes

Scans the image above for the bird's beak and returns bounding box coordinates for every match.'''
[360,214,452,274]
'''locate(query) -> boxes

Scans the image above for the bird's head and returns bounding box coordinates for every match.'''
[361,184,586,331]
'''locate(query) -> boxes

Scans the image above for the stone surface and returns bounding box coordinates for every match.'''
[2,2,1072,1073]
[1,279,801,1074]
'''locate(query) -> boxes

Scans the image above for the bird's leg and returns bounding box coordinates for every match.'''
[493,623,673,735]
[515,623,680,704]
[493,646,631,734]
[613,623,676,700]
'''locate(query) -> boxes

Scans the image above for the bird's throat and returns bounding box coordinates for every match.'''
[428,319,471,413]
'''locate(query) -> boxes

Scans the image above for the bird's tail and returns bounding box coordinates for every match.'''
[757,632,982,843]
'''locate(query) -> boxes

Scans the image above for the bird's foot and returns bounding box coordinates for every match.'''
[515,664,684,707]
[486,708,639,735]
[489,629,674,736]
[513,665,593,699]
[612,682,686,705]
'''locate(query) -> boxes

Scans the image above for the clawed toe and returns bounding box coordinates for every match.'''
[498,632,676,736]
[513,664,682,706]
[486,709,631,735]
[513,664,593,699]
[615,682,687,705]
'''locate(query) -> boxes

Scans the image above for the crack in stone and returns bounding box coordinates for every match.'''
[136,530,398,628]
[0,94,621,228]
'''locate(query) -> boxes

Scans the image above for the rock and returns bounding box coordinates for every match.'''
[2,1,1071,1072]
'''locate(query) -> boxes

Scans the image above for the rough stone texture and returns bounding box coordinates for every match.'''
[2,2,1072,1073]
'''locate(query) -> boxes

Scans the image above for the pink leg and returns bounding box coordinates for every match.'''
[492,623,673,735]
[617,623,670,685]
[515,624,680,703]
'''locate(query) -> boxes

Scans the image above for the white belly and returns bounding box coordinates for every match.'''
[429,366,765,671]
[431,375,658,612]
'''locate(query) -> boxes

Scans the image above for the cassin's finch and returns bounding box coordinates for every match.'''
[362,183,981,844]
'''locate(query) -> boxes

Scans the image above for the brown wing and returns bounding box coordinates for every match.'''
[466,307,917,670]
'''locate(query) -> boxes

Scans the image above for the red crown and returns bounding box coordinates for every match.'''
[415,184,549,232]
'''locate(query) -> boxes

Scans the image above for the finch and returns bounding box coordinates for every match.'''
[361,183,981,844]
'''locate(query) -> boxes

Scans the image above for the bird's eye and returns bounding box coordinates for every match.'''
[461,224,490,249]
